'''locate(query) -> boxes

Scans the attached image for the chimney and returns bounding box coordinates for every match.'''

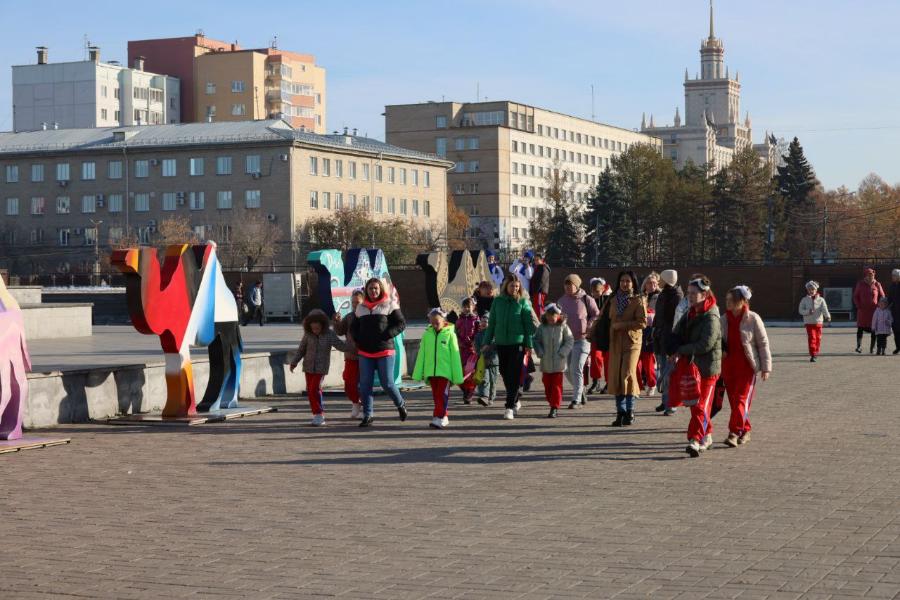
[343,126,348,135]
[352,128,358,136]
[36,46,48,65]
[133,56,145,71]
[88,46,100,63]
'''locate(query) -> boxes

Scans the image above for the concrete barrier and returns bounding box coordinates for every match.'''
[7,285,42,304]
[24,339,421,429]
[21,303,94,340]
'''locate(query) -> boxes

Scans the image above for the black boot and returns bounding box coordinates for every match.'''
[611,411,625,427]
[587,379,599,394]
[623,410,635,426]
[655,402,666,412]
[397,405,408,421]
[600,384,608,394]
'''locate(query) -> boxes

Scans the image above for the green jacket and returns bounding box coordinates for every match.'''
[674,304,722,377]
[413,324,464,385]
[483,295,536,348]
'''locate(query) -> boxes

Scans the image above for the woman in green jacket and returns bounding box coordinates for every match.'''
[481,275,537,420]
[413,308,464,429]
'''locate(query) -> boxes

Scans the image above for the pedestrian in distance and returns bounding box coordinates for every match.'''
[533,303,574,418]
[556,273,599,409]
[603,271,647,427]
[474,312,499,406]
[888,269,900,355]
[853,268,884,354]
[248,280,265,326]
[455,297,480,403]
[653,269,684,415]
[333,289,365,418]
[871,297,894,356]
[799,280,831,362]
[530,253,551,316]
[585,277,611,395]
[289,309,348,427]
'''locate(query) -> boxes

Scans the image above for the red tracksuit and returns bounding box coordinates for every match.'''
[306,373,325,415]
[343,360,360,405]
[637,352,657,390]
[430,376,451,418]
[805,324,822,358]
[542,372,564,408]
[723,312,757,436]
[687,376,719,442]
[531,292,547,316]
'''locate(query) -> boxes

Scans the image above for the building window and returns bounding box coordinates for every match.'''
[362,195,370,210]
[84,227,97,246]
[322,191,331,209]
[362,163,370,181]
[309,156,318,175]
[162,192,177,211]
[334,193,343,209]
[216,156,232,175]
[31,164,45,182]
[108,227,123,243]
[455,138,465,151]
[375,196,383,213]
[434,137,449,159]
[58,228,70,247]
[6,197,19,215]
[81,195,96,213]
[108,161,122,179]
[5,165,18,183]
[424,200,430,217]
[30,197,46,215]
[134,193,150,212]
[348,194,357,209]
[513,227,519,239]
[310,190,318,209]
[217,191,233,209]
[468,137,480,150]
[206,82,216,95]
[192,225,206,240]
[190,191,205,210]
[348,161,357,180]
[56,163,70,181]
[388,167,395,183]
[246,155,261,174]
[512,205,519,217]
[399,168,407,185]
[100,108,108,120]
[436,115,447,129]
[375,164,383,182]
[455,162,464,173]
[114,110,121,121]
[470,183,479,194]
[334,160,343,178]
[424,171,431,188]
[400,198,407,215]
[134,160,149,178]
[189,158,204,176]
[161,159,176,177]
[231,80,245,93]
[388,197,396,214]
[454,183,465,195]
[512,184,519,195]
[108,194,123,213]
[245,190,261,208]
[231,104,246,116]
[322,158,331,177]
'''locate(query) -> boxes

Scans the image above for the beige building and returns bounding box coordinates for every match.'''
[0,120,449,274]
[386,100,661,252]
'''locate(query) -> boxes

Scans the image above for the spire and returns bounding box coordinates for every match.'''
[744,111,751,128]
[684,67,689,81]
[641,113,646,129]
[649,114,655,128]
[674,106,681,127]
[709,0,715,40]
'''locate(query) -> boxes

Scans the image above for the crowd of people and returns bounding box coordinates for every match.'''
[282,254,899,458]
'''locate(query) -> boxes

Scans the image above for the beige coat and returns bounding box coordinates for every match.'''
[606,294,647,397]
[720,310,772,374]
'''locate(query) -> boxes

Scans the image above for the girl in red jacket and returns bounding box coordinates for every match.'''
[455,297,479,403]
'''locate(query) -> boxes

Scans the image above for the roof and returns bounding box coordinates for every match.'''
[0,120,450,165]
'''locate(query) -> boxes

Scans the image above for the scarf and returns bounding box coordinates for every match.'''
[688,295,717,319]
[616,290,631,315]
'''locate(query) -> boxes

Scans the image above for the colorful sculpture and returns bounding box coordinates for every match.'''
[307,248,405,386]
[0,277,31,440]
[416,250,493,314]
[111,242,242,417]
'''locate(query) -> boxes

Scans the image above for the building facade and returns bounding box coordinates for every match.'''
[12,47,180,132]
[0,120,448,274]
[128,34,326,133]
[385,100,661,252]
[639,2,777,171]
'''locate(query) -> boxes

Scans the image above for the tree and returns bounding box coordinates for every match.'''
[156,215,195,247]
[775,137,819,260]
[583,169,632,266]
[528,162,583,267]
[213,210,284,271]
[446,193,471,250]
[666,161,713,262]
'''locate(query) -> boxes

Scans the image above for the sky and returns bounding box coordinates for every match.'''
[1,0,899,191]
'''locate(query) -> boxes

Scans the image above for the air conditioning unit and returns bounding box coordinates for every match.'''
[178,197,185,206]
[176,192,185,199]
[148,219,157,226]
[266,213,277,222]
[280,154,289,162]
[96,199,105,208]
[251,172,261,179]
[96,194,105,201]
[58,180,69,187]
[150,159,160,166]
[73,228,83,236]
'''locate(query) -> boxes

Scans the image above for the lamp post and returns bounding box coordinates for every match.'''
[89,218,102,286]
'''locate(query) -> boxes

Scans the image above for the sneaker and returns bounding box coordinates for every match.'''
[311,414,326,427]
[547,408,558,418]
[351,404,362,419]
[397,405,408,421]
[737,431,751,445]
[476,396,490,407]
[568,401,578,410]
[700,434,713,451]
[855,347,862,353]
[514,400,522,414]
[579,391,588,405]
[611,411,625,427]
[359,416,374,427]
[664,408,677,416]
[655,403,666,412]
[503,409,515,420]
[810,356,816,363]
[462,392,473,405]
[440,416,449,428]
[429,416,448,429]
[686,439,701,458]
[646,386,656,397]
[724,433,739,447]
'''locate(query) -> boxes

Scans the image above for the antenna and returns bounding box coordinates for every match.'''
[476,82,480,103]
[83,35,91,60]
[271,34,278,49]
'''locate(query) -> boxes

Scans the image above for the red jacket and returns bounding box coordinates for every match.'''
[853,279,885,328]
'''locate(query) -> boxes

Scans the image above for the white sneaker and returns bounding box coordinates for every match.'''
[440,416,449,428]
[514,400,522,414]
[686,439,701,457]
[429,417,443,429]
[351,404,362,419]
[503,409,515,420]
[700,434,713,451]
[311,414,326,427]
[646,386,657,397]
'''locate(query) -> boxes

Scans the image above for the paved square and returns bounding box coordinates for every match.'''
[2,328,899,599]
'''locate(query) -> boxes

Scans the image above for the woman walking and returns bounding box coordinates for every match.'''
[351,277,409,427]
[585,277,611,395]
[799,281,831,362]
[853,268,885,354]
[603,271,647,427]
[653,269,684,414]
[481,275,536,420]
[557,274,599,409]
[719,286,771,447]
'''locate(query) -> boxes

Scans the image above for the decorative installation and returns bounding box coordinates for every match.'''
[416,250,492,315]
[0,277,30,441]
[307,248,405,386]
[111,242,243,418]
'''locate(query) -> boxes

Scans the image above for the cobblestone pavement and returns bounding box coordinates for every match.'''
[2,328,899,599]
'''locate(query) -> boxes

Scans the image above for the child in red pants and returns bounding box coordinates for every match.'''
[798,280,831,362]
[412,308,464,429]
[333,290,365,417]
[533,304,574,418]
[455,297,480,403]
[290,309,348,426]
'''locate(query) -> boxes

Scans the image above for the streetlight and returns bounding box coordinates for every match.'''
[89,218,103,286]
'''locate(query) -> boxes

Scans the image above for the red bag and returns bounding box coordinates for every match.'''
[668,356,701,407]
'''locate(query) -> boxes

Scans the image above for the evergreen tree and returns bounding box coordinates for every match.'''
[582,169,631,266]
[666,161,713,262]
[528,163,583,267]
[775,137,819,260]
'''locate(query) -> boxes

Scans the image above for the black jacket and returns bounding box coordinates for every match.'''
[653,284,684,355]
[350,294,406,356]
[889,282,900,319]
[532,264,551,295]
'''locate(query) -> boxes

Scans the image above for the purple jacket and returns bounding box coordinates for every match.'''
[557,289,599,340]
[872,307,894,336]
[455,313,479,352]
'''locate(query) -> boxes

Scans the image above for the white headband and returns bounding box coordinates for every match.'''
[732,285,752,300]
[805,280,819,290]
[689,278,710,291]
[428,307,447,318]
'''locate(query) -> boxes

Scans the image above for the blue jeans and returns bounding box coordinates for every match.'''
[656,352,673,407]
[615,395,635,412]
[359,354,405,418]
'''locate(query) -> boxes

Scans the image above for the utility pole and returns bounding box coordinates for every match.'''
[90,218,103,285]
[821,194,828,261]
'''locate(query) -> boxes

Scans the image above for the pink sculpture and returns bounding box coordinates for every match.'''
[0,276,31,440]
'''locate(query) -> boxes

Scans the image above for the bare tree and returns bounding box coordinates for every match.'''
[157,215,196,247]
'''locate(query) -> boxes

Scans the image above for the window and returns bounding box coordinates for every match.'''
[231,80,245,93]
[309,156,318,175]
[375,164,383,182]
[6,198,19,215]
[108,227,123,243]
[217,191,232,209]
[469,183,479,194]
[512,184,519,196]
[388,197,396,214]
[512,205,519,217]
[192,225,206,240]
[114,110,120,121]
[334,193,343,209]
[108,194,123,213]
[100,108,108,120]
[436,138,447,157]
[108,161,122,179]
[31,164,45,182]
[362,195,370,210]
[134,160,149,178]
[512,163,518,175]
[231,104,246,116]
[58,228,70,247]
[362,163,370,181]
[138,227,151,244]
[322,192,331,209]
[189,158,204,176]
[388,167,395,183]
[322,158,331,177]
[246,155,260,174]
[348,194,357,209]
[455,137,465,151]
[56,163,70,181]
[468,161,479,172]
[436,115,448,129]
[31,197,46,215]
[399,168,407,185]
[216,156,232,175]
[162,192,177,211]
[135,193,150,212]
[245,190,261,208]
[460,110,504,126]
[82,195,96,213]
[206,82,216,95]
[189,191,205,210]
[348,161,357,180]
[5,165,18,183]
[455,162,465,173]
[161,159,176,177]
[334,160,343,178]
[29,228,44,244]
[375,196,383,213]
[468,137,480,150]
[454,183,465,195]
[424,200,430,217]
[513,227,519,239]
[400,198,408,215]
[310,190,318,209]
[424,171,430,188]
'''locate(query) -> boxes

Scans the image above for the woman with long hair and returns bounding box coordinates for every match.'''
[603,271,647,427]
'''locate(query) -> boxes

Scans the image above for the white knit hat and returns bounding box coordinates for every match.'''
[893,268,900,278]
[806,280,820,290]
[660,270,678,287]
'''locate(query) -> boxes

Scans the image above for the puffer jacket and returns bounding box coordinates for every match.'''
[720,309,772,373]
[351,292,406,357]
[483,294,536,348]
[291,311,348,374]
[413,324,464,385]
[533,315,574,373]
[557,289,599,340]
[455,313,479,352]
[653,284,684,355]
[673,301,722,378]
[799,294,831,325]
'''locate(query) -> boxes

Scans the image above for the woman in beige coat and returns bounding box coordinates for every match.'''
[603,271,647,426]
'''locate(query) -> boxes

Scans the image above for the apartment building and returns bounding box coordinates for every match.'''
[0,120,449,273]
[12,47,180,132]
[128,34,326,133]
[385,101,661,251]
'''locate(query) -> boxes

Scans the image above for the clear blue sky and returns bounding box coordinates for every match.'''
[1,0,898,191]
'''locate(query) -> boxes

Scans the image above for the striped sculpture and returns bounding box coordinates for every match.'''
[0,276,31,440]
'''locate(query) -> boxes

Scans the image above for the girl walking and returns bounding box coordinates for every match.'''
[474,313,499,406]
[799,281,831,362]
[872,298,894,356]
[333,289,365,417]
[289,309,348,426]
[455,297,480,403]
[413,308,464,428]
[533,304,574,418]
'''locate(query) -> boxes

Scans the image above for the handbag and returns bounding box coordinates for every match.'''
[667,356,701,407]
[473,355,486,385]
